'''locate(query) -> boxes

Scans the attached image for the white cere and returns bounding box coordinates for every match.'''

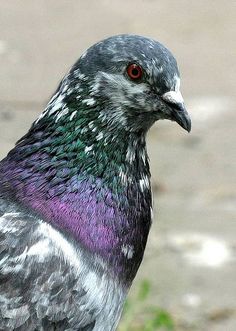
[162,90,183,105]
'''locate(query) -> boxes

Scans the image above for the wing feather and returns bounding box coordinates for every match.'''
[0,198,97,331]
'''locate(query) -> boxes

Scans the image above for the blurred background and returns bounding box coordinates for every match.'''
[0,1,235,330]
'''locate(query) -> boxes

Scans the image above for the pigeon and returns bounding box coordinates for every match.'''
[0,34,191,331]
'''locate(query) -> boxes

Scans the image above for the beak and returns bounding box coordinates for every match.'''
[162,91,191,132]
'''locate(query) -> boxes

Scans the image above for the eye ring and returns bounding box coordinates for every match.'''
[126,63,143,81]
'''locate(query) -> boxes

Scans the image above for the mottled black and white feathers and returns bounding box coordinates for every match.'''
[0,198,125,331]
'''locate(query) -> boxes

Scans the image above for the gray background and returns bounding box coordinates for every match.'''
[0,1,235,330]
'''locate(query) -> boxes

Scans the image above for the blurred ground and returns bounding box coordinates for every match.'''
[0,1,236,330]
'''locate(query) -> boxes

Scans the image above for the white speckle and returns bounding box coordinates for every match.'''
[150,206,153,220]
[96,132,104,141]
[82,98,96,106]
[4,305,30,321]
[48,91,60,104]
[67,87,74,95]
[80,127,88,134]
[2,212,21,218]
[119,169,127,184]
[0,212,21,233]
[84,145,93,154]
[61,83,69,93]
[14,247,28,262]
[49,94,64,113]
[35,95,65,124]
[90,80,101,95]
[35,112,45,124]
[35,92,64,124]
[88,121,95,129]
[55,108,69,122]
[139,175,150,192]
[121,244,134,259]
[80,50,87,59]
[126,147,135,163]
[69,111,77,121]
[73,68,81,78]
[78,73,86,80]
[140,150,146,164]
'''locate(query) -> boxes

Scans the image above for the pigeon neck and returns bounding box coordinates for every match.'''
[1,122,152,284]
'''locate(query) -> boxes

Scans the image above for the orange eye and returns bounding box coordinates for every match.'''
[126,63,143,81]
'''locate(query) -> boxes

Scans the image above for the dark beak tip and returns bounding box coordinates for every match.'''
[184,117,191,133]
[162,98,191,133]
[173,110,191,133]
[173,106,192,133]
[187,124,191,133]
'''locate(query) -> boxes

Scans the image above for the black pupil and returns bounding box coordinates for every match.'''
[132,68,139,77]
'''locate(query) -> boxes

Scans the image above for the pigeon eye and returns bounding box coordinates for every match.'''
[126,63,143,81]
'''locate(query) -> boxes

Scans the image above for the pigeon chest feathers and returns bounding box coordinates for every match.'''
[1,121,152,283]
[0,35,191,286]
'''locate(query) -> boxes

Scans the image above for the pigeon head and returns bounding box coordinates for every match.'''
[66,34,191,133]
[35,34,191,136]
